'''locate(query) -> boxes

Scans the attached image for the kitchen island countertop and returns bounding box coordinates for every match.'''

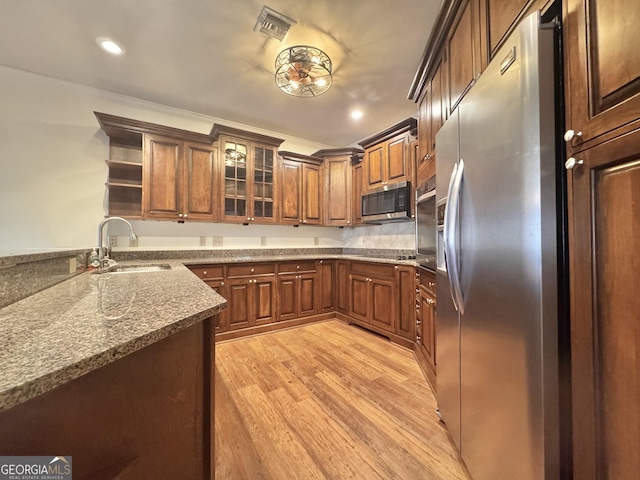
[0,261,225,412]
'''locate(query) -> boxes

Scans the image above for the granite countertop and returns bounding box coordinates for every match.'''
[0,251,426,413]
[0,261,225,413]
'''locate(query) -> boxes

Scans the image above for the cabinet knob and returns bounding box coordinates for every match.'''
[347,220,350,224]
[251,217,255,221]
[319,260,323,264]
[565,157,584,170]
[428,281,435,287]
[563,129,583,143]
[203,271,207,276]
[251,268,255,273]
[183,214,188,218]
[303,220,307,223]
[247,217,251,221]
[178,213,184,218]
[220,281,224,286]
[395,265,399,270]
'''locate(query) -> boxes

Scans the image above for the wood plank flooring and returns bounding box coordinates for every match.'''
[215,320,471,480]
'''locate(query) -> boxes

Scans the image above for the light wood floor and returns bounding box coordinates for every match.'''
[215,320,472,480]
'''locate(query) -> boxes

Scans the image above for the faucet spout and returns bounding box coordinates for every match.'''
[97,217,137,261]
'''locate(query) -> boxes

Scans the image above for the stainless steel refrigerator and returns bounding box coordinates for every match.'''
[435,12,561,480]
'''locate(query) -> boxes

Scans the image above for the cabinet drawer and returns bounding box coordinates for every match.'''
[189,265,224,280]
[418,268,436,295]
[350,261,396,278]
[278,261,317,274]
[227,263,275,277]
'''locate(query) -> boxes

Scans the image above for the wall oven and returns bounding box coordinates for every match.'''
[415,175,436,270]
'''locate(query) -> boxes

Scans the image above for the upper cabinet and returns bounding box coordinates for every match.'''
[564,0,640,153]
[278,151,323,226]
[447,0,484,112]
[358,118,417,191]
[211,125,284,224]
[95,112,216,221]
[313,148,364,226]
[487,0,529,54]
[143,134,218,221]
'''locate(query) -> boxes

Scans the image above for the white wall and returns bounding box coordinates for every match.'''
[0,65,414,253]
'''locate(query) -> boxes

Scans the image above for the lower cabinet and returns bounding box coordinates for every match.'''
[277,261,319,321]
[415,267,437,390]
[226,264,277,329]
[190,260,430,357]
[0,320,215,480]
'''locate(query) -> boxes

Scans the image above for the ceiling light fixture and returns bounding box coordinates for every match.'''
[351,110,364,120]
[275,46,332,97]
[96,37,124,55]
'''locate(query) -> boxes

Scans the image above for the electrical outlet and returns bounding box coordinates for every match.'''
[108,235,118,247]
[212,236,223,247]
[199,236,207,246]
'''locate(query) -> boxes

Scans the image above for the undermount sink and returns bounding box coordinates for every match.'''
[106,264,172,274]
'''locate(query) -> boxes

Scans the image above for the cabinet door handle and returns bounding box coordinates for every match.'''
[565,157,584,170]
[563,129,582,143]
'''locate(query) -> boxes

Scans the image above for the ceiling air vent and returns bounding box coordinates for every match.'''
[253,6,296,41]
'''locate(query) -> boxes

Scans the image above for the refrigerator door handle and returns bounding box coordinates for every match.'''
[443,162,460,311]
[447,158,465,314]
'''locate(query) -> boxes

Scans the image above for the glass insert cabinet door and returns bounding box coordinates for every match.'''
[253,146,274,220]
[224,140,248,217]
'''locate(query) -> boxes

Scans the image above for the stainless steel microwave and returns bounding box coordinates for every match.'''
[361,181,412,223]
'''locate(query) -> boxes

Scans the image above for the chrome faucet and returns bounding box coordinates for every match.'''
[97,217,137,268]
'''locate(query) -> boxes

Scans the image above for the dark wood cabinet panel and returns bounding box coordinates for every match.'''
[568,128,640,480]
[143,135,217,221]
[324,156,352,225]
[387,136,408,182]
[183,143,217,220]
[397,266,416,340]
[280,160,302,223]
[299,275,317,316]
[0,321,213,480]
[370,277,396,331]
[226,280,251,330]
[487,0,528,53]
[417,88,432,168]
[430,56,446,150]
[144,135,181,218]
[278,276,298,322]
[349,274,370,323]
[319,260,334,313]
[448,0,482,111]
[253,278,276,325]
[352,162,364,225]
[365,145,385,187]
[302,164,322,224]
[420,285,436,368]
[336,261,350,314]
[565,0,640,152]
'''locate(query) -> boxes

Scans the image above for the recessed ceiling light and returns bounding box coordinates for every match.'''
[351,110,364,120]
[96,37,125,55]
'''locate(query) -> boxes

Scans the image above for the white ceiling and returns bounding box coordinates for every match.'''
[0,0,441,147]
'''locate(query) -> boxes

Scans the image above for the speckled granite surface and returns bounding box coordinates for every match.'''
[0,247,420,412]
[0,261,225,412]
[0,250,89,308]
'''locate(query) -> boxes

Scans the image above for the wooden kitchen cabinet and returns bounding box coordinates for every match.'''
[358,118,417,191]
[188,265,227,332]
[397,266,416,340]
[351,161,364,225]
[447,0,484,112]
[143,134,218,221]
[348,262,397,333]
[277,261,319,321]
[564,0,640,153]
[225,263,276,329]
[318,260,334,313]
[415,267,437,390]
[211,125,284,224]
[565,100,640,480]
[312,148,365,226]
[0,320,214,480]
[336,260,350,314]
[279,152,323,225]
